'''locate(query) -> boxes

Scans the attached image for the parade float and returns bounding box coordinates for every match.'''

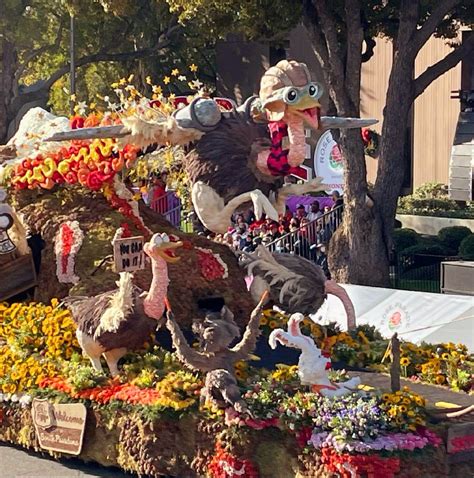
[0,61,473,477]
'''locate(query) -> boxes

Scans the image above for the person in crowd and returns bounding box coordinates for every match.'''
[295,204,307,220]
[307,200,323,222]
[331,190,344,209]
[150,173,168,214]
[314,243,331,278]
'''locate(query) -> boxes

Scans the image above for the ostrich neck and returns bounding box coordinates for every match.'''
[143,256,169,320]
[286,114,305,168]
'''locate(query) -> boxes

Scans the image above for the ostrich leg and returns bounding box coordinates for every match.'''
[103,347,128,377]
[192,181,279,234]
[76,330,104,372]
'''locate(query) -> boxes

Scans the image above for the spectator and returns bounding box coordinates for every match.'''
[314,243,330,278]
[331,190,344,209]
[307,200,323,222]
[295,204,307,220]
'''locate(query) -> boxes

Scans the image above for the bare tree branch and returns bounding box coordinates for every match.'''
[43,23,180,90]
[14,18,66,82]
[413,34,474,100]
[344,0,363,111]
[302,1,329,67]
[410,0,463,58]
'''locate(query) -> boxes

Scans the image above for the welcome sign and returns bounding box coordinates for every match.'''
[32,398,87,455]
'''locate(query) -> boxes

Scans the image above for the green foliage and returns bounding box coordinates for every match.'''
[458,234,474,260]
[392,228,420,252]
[402,243,447,256]
[398,183,474,218]
[1,0,215,115]
[438,226,472,252]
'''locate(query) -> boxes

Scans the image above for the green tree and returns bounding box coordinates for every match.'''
[0,0,215,143]
[166,0,474,286]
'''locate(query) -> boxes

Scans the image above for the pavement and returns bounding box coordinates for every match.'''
[0,444,131,478]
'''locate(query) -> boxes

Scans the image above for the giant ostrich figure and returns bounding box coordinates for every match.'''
[64,232,183,375]
[47,60,376,234]
[241,246,356,330]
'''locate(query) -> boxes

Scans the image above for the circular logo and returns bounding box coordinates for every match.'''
[384,303,410,332]
[329,144,343,171]
[313,131,344,193]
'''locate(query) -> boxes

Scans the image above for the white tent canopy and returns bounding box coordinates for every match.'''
[312,285,474,352]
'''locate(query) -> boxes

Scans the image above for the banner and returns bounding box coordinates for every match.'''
[313,131,344,193]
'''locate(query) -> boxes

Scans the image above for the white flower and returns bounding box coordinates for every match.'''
[0,393,4,402]
[19,394,32,407]
[178,75,187,81]
[11,394,19,403]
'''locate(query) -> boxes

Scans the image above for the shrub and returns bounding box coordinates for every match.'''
[438,226,472,252]
[402,243,447,256]
[459,234,474,260]
[397,182,474,218]
[392,228,419,252]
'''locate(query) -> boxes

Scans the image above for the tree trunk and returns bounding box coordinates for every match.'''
[0,39,17,144]
[329,129,390,286]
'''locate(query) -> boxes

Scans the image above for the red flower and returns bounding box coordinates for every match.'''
[70,116,85,130]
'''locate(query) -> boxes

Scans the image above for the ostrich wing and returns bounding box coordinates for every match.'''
[243,246,326,315]
[63,272,142,337]
[187,112,282,202]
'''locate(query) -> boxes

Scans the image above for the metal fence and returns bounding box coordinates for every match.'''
[390,253,460,293]
[266,205,343,259]
[149,191,182,229]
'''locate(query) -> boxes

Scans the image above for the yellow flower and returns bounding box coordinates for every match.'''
[145,75,152,84]
[260,317,268,326]
[189,64,198,72]
[400,357,410,366]
[163,76,171,85]
[171,68,179,76]
[152,85,163,95]
[415,417,425,425]
[435,374,445,384]
[269,320,278,329]
[441,353,450,360]
[399,405,408,413]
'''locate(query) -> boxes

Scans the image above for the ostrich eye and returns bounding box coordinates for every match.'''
[308,83,320,98]
[285,88,298,103]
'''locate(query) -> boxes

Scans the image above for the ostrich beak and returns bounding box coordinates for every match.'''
[144,233,183,263]
[319,116,378,130]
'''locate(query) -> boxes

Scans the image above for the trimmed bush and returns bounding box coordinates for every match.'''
[392,228,419,252]
[459,234,474,260]
[438,226,472,252]
[402,243,447,256]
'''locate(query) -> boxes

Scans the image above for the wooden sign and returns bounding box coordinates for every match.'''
[447,423,474,454]
[32,398,87,455]
[113,236,145,273]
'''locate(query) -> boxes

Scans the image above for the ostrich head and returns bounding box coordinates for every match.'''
[259,60,322,130]
[192,306,240,353]
[144,233,183,264]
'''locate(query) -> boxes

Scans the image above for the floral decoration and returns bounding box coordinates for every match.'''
[380,387,427,431]
[195,247,228,280]
[361,128,380,158]
[54,220,84,283]
[208,443,259,478]
[0,300,79,394]
[321,446,400,478]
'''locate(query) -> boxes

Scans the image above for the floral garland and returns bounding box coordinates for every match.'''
[208,443,259,478]
[54,220,84,284]
[361,128,380,158]
[10,113,140,191]
[195,247,228,281]
[321,447,400,478]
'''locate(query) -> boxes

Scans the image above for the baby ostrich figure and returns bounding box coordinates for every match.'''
[165,294,267,412]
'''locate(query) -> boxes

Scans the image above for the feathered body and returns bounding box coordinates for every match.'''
[64,274,156,352]
[242,246,356,329]
[269,313,360,397]
[63,233,183,375]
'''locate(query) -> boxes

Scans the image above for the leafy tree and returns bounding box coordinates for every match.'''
[0,0,214,142]
[166,0,474,286]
